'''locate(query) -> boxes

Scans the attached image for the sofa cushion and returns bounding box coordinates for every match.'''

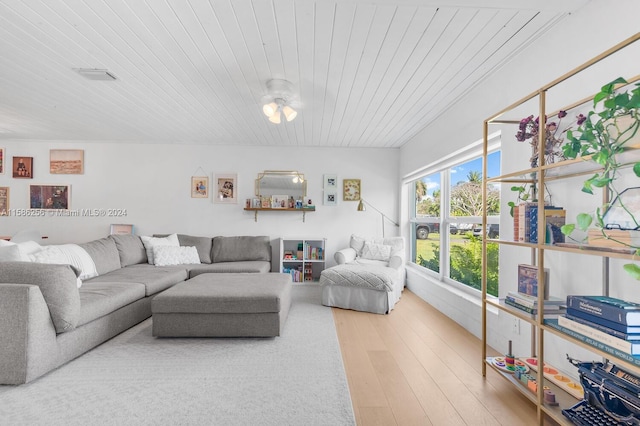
[85,264,188,296]
[140,234,179,265]
[109,234,147,267]
[0,262,81,333]
[78,281,146,326]
[153,245,201,266]
[28,244,98,282]
[188,261,271,277]
[79,237,121,275]
[211,236,271,263]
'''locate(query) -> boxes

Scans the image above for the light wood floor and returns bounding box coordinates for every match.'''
[333,289,557,426]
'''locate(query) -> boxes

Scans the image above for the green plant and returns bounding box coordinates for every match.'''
[560,77,640,277]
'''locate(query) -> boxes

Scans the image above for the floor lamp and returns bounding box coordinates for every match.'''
[357,199,399,237]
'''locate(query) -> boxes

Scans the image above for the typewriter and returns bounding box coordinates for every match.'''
[563,356,640,425]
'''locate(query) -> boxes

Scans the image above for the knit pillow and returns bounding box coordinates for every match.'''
[153,246,201,266]
[140,234,179,265]
[360,241,391,261]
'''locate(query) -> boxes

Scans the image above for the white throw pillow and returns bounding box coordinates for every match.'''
[140,233,180,265]
[28,244,98,285]
[153,245,201,266]
[360,241,392,261]
[0,245,25,262]
[349,235,368,257]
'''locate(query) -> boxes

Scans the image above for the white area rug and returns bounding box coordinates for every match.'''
[0,285,355,426]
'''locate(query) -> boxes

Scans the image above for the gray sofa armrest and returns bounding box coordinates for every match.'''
[0,284,58,384]
[334,247,357,264]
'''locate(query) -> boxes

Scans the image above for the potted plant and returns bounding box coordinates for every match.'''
[560,77,640,277]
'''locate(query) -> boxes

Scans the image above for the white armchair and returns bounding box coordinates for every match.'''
[319,235,406,314]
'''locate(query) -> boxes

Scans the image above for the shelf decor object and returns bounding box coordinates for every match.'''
[481,33,640,426]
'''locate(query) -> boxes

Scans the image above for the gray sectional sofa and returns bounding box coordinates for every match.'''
[0,234,272,385]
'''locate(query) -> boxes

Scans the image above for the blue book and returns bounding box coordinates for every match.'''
[546,318,640,365]
[567,295,640,326]
[566,312,640,341]
[529,206,563,243]
[567,308,640,333]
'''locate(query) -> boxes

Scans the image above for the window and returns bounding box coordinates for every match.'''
[409,146,501,297]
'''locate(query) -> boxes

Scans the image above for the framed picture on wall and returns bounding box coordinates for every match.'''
[343,178,361,201]
[0,148,4,174]
[0,187,9,215]
[214,173,237,204]
[29,185,70,210]
[323,174,337,189]
[50,149,84,174]
[110,224,134,235]
[191,176,209,198]
[324,191,337,206]
[13,157,33,178]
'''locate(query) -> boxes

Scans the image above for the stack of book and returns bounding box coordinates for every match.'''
[504,291,565,316]
[556,295,640,357]
[514,202,566,244]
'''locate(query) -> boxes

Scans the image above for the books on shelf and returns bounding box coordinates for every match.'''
[566,308,640,334]
[506,291,564,309]
[566,295,640,326]
[529,206,565,244]
[565,312,640,340]
[558,315,640,355]
[504,298,565,316]
[546,318,640,367]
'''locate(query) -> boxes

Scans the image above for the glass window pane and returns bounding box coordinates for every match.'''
[412,173,440,273]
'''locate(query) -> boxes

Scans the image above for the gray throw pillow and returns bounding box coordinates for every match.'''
[211,236,271,263]
[0,262,80,333]
[79,237,121,274]
[108,234,147,267]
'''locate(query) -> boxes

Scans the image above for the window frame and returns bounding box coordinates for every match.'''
[405,133,501,298]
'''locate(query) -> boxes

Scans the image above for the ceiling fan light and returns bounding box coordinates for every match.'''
[282,105,297,122]
[263,102,278,117]
[269,110,281,124]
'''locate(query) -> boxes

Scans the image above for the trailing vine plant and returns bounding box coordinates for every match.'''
[559,77,640,278]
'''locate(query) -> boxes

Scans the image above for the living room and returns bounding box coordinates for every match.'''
[1,0,640,425]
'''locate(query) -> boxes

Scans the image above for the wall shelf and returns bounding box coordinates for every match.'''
[244,207,315,222]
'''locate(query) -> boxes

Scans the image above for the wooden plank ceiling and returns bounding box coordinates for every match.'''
[0,0,586,148]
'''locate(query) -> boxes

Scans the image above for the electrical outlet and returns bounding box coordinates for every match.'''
[512,318,520,335]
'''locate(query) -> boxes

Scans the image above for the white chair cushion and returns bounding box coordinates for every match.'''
[361,241,391,261]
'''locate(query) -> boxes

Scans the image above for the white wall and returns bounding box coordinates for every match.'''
[400,0,640,375]
[0,141,399,267]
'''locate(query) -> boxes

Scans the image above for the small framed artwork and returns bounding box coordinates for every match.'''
[0,187,9,215]
[13,157,33,178]
[50,149,84,174]
[324,191,337,206]
[343,178,361,201]
[29,185,70,210]
[214,173,237,204]
[517,264,549,298]
[323,174,337,189]
[191,176,209,198]
[110,224,134,235]
[0,148,4,174]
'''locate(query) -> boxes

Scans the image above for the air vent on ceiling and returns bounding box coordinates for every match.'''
[74,68,117,81]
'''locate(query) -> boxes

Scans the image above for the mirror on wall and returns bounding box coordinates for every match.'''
[255,170,306,199]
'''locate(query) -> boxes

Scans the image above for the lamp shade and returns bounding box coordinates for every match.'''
[357,200,365,211]
[263,102,278,117]
[282,105,297,122]
[269,110,282,124]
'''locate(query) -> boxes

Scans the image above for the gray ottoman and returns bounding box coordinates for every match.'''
[151,273,292,337]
